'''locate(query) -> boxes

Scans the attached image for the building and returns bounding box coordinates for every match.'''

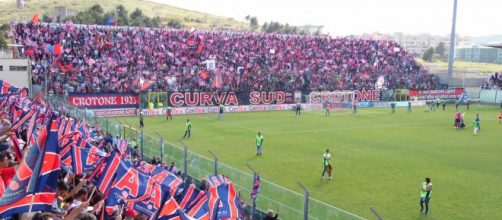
[52,6,78,20]
[456,45,502,64]
[360,32,472,58]
[16,0,24,9]
[0,58,32,95]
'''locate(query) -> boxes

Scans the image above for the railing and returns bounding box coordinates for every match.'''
[46,94,366,220]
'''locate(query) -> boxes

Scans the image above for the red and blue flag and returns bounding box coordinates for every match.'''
[0,118,61,217]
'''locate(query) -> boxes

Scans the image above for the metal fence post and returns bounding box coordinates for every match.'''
[246,164,257,219]
[298,182,309,220]
[118,123,122,140]
[370,207,384,220]
[160,138,164,163]
[105,118,109,134]
[208,150,218,176]
[179,140,188,178]
[140,127,144,159]
[84,107,88,122]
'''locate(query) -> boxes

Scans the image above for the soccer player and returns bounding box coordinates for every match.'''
[325,102,330,116]
[295,102,301,115]
[352,99,358,114]
[473,119,480,135]
[256,131,264,156]
[139,110,144,128]
[475,113,480,130]
[498,111,502,124]
[390,102,396,113]
[407,101,411,113]
[442,100,446,111]
[321,149,332,180]
[166,106,172,120]
[419,177,432,215]
[218,103,224,120]
[182,119,191,138]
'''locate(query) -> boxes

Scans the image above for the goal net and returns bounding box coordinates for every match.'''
[305,91,355,111]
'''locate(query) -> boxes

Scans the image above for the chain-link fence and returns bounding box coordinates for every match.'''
[46,94,366,220]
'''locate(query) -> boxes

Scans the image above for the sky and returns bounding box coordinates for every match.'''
[150,0,502,37]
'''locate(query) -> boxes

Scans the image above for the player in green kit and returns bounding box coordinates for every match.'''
[419,177,432,215]
[321,149,332,180]
[473,119,480,135]
[256,131,264,156]
[182,119,191,138]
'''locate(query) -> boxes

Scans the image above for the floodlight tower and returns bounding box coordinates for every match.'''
[447,0,458,79]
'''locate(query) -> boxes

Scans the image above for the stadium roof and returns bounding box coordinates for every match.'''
[486,42,502,49]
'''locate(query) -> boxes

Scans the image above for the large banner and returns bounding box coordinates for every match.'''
[141,104,298,116]
[309,90,381,103]
[69,93,139,109]
[409,88,464,100]
[167,91,296,107]
[94,108,137,117]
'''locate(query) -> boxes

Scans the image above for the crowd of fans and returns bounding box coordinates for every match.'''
[482,72,502,89]
[0,89,270,220]
[11,22,444,94]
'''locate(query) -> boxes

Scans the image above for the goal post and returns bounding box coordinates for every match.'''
[122,124,139,143]
[305,91,355,111]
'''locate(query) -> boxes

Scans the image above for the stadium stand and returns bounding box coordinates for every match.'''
[11,22,445,95]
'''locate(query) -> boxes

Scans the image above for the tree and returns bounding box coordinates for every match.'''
[245,15,258,30]
[115,5,129,25]
[435,42,446,59]
[0,24,10,49]
[130,8,143,21]
[422,47,435,62]
[167,19,182,28]
[261,22,268,32]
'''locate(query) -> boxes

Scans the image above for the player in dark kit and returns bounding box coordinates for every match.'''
[218,103,224,120]
[295,102,301,115]
[139,111,144,128]
[166,106,172,120]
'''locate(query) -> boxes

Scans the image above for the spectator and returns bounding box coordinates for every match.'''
[263,209,279,220]
[12,22,444,95]
[75,213,97,220]
[0,151,16,197]
[67,188,88,211]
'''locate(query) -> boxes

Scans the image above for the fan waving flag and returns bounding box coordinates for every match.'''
[0,117,61,218]
[96,153,121,194]
[133,78,155,92]
[178,184,204,211]
[185,193,215,220]
[71,146,107,175]
[156,194,196,220]
[116,139,129,158]
[207,175,242,219]
[250,174,260,200]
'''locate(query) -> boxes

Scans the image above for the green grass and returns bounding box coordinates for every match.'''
[0,0,248,29]
[117,105,502,219]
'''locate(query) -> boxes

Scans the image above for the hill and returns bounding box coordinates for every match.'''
[0,0,249,30]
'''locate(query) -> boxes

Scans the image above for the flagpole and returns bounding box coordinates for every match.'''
[87,187,97,202]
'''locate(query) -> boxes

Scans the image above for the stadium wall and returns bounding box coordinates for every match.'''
[0,58,31,96]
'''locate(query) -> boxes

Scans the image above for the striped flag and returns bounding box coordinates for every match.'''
[116,140,128,157]
[250,174,260,200]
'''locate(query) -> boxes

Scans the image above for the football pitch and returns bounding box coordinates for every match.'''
[117,104,502,219]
